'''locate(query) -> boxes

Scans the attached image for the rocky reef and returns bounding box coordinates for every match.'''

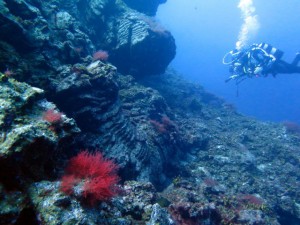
[141,71,300,225]
[0,0,300,224]
[122,0,167,16]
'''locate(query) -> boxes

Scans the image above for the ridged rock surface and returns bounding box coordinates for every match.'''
[1,0,300,224]
[0,0,176,184]
[0,0,175,81]
[52,61,143,178]
[103,8,176,76]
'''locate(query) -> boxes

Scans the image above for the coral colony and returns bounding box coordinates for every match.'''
[60,150,119,205]
[92,50,109,61]
[42,109,63,124]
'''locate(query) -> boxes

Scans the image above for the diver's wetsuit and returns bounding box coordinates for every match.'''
[266,54,300,75]
[224,45,300,82]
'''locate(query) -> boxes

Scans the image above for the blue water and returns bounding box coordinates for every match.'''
[157,0,300,123]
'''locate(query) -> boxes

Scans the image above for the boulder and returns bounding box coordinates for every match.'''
[122,0,167,16]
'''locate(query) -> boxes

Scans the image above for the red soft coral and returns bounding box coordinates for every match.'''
[60,150,119,205]
[42,109,63,124]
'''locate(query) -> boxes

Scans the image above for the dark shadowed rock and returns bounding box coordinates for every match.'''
[122,0,167,16]
[103,7,176,76]
[0,184,27,225]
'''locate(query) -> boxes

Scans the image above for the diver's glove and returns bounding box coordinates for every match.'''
[254,66,263,75]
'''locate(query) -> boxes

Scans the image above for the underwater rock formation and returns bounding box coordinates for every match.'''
[122,0,167,16]
[28,180,171,225]
[142,70,300,225]
[0,0,300,224]
[51,61,181,186]
[0,74,79,224]
[0,74,79,181]
[0,0,176,185]
[103,8,176,76]
[0,0,175,83]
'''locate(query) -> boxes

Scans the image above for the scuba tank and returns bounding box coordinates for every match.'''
[258,43,284,59]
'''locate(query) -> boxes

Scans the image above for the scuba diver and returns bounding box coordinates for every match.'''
[223,43,300,84]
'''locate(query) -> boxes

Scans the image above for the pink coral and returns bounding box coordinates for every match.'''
[42,109,63,124]
[93,50,109,61]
